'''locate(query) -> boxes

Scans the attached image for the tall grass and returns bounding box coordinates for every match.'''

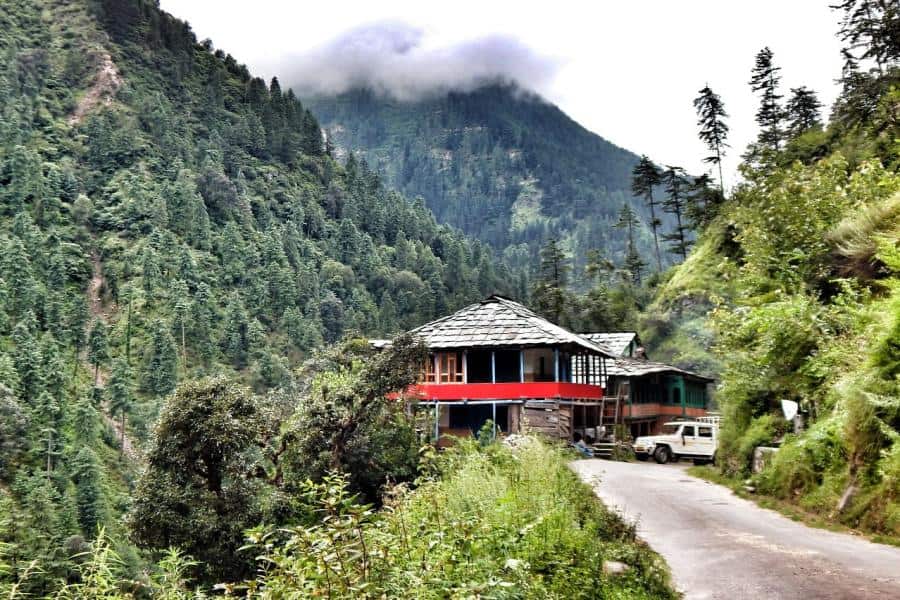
[240,437,676,599]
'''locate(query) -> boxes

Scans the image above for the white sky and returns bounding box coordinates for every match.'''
[159,0,844,186]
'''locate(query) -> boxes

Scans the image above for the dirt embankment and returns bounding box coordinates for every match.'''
[68,52,123,126]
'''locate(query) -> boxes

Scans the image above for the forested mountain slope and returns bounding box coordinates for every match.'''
[0,0,514,591]
[640,15,900,538]
[306,84,666,278]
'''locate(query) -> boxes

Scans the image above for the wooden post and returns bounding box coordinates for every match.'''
[519,350,525,383]
[462,350,468,384]
[491,350,496,383]
[554,349,559,382]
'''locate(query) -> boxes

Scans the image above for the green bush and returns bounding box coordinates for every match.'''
[756,417,846,499]
[239,437,676,599]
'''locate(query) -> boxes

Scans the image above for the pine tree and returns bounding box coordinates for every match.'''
[614,203,646,285]
[106,359,132,449]
[661,166,693,261]
[71,446,103,538]
[693,85,729,195]
[221,295,251,368]
[191,282,216,364]
[785,86,823,137]
[87,321,109,385]
[71,394,99,445]
[833,0,900,75]
[171,280,191,364]
[531,238,570,324]
[142,320,178,397]
[686,174,723,230]
[631,156,664,271]
[749,47,784,152]
[12,317,42,404]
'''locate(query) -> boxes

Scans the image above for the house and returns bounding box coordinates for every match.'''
[582,332,644,358]
[400,295,614,443]
[579,335,715,439]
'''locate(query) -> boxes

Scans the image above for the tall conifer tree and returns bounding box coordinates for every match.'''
[614,204,646,285]
[749,47,784,152]
[87,321,109,385]
[785,86,823,137]
[531,239,570,325]
[693,85,729,195]
[661,166,693,261]
[631,156,664,272]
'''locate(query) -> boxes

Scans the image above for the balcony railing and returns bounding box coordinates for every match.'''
[405,382,603,402]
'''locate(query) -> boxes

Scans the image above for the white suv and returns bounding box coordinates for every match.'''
[633,420,718,465]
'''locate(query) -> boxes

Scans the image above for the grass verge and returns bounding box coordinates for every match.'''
[687,466,900,548]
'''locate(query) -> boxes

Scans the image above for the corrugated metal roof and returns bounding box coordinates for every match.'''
[407,295,614,356]
[581,332,640,357]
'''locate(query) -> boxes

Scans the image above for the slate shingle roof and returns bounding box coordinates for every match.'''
[408,295,614,356]
[581,332,640,357]
[606,356,714,382]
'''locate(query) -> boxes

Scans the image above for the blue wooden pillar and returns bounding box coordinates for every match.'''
[491,350,496,383]
[554,348,559,382]
[519,350,525,383]
[492,401,497,439]
[433,402,440,441]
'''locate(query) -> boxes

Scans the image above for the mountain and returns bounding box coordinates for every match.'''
[306,84,668,278]
[0,0,515,591]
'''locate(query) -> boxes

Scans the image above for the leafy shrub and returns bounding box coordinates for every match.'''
[238,437,676,599]
[756,416,846,499]
[719,413,788,476]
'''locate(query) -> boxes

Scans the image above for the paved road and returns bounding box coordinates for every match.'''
[572,459,900,599]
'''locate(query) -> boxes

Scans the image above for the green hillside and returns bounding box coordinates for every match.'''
[306,84,669,279]
[0,0,517,591]
[639,25,900,536]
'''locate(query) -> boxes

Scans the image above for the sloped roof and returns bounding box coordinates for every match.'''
[581,332,640,357]
[607,356,714,382]
[408,295,614,356]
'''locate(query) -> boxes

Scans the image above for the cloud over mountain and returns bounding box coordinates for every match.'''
[279,22,559,100]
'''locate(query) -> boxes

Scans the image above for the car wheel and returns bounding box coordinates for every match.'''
[653,446,670,464]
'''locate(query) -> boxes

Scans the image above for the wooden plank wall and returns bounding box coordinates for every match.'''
[523,401,572,439]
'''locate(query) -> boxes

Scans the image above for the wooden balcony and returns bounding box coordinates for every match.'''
[405,382,603,402]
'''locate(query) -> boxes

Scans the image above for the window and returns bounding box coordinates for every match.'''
[467,350,492,383]
[698,426,713,438]
[523,348,554,382]
[439,352,463,383]
[419,355,436,383]
[419,353,463,383]
[681,425,695,437]
[494,349,521,383]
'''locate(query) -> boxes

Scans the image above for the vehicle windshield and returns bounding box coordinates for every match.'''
[661,424,681,435]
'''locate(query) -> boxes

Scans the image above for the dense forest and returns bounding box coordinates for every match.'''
[0,0,522,592]
[0,0,676,597]
[306,84,675,281]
